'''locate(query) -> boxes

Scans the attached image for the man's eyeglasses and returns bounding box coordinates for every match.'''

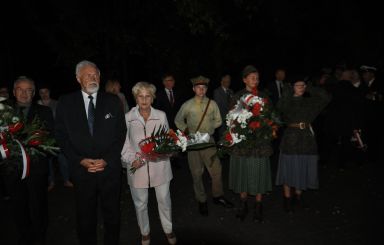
[15,88,35,95]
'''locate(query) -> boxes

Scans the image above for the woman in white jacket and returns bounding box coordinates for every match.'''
[121,82,176,245]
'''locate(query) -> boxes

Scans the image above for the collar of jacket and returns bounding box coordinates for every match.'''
[127,106,161,123]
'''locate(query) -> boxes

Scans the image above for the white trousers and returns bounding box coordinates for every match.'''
[129,181,173,235]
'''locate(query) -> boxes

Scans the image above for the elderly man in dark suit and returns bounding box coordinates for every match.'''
[3,76,54,245]
[55,60,127,245]
[213,74,233,140]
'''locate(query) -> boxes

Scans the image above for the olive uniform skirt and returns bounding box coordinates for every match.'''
[229,155,272,195]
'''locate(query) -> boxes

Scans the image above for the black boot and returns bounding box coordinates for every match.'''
[253,202,264,223]
[284,197,293,214]
[236,199,248,221]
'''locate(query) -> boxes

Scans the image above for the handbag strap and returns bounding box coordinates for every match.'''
[196,99,211,132]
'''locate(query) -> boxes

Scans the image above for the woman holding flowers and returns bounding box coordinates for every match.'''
[275,76,331,213]
[121,82,176,245]
[227,65,278,223]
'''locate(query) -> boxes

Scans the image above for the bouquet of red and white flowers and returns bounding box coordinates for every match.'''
[219,90,280,155]
[0,99,60,179]
[130,125,214,174]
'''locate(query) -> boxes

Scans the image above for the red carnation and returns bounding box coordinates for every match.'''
[249,121,261,129]
[252,103,261,116]
[140,142,156,154]
[225,132,233,144]
[8,122,24,133]
[168,129,179,142]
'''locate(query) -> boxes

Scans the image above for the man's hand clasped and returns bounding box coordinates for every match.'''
[80,158,107,172]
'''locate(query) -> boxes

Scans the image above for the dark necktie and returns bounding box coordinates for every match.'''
[88,95,95,135]
[18,106,27,119]
[277,82,282,98]
[225,89,231,100]
[169,90,174,106]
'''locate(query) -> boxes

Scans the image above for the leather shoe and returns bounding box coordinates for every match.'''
[198,201,208,216]
[141,234,150,245]
[166,232,177,244]
[213,196,234,208]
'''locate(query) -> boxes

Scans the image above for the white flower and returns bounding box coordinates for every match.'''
[227,132,245,146]
[12,116,20,123]
[236,109,252,125]
[175,130,188,152]
[0,103,5,110]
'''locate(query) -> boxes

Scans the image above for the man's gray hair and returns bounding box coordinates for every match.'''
[75,60,100,76]
[13,76,35,90]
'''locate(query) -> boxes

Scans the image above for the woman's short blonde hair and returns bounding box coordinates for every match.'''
[132,81,156,100]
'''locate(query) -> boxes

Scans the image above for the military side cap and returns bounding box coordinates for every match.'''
[242,65,258,78]
[191,75,210,86]
[360,65,377,73]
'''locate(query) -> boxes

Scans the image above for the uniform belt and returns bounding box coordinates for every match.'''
[288,122,309,129]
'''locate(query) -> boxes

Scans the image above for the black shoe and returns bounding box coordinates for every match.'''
[253,202,264,223]
[198,201,208,216]
[236,199,248,221]
[213,196,234,208]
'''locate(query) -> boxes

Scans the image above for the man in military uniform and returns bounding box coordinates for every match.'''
[175,75,233,216]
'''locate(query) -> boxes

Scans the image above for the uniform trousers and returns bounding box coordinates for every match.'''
[187,146,224,202]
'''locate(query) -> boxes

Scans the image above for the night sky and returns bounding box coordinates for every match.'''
[1,0,382,101]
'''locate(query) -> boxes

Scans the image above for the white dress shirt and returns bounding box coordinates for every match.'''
[81,90,98,118]
[275,80,283,98]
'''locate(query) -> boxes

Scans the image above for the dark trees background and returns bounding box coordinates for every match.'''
[1,0,382,100]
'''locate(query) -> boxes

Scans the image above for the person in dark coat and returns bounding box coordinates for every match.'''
[275,75,331,213]
[213,74,234,140]
[266,68,287,106]
[360,65,384,164]
[55,60,127,245]
[155,74,183,130]
[323,69,366,170]
[3,76,54,245]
